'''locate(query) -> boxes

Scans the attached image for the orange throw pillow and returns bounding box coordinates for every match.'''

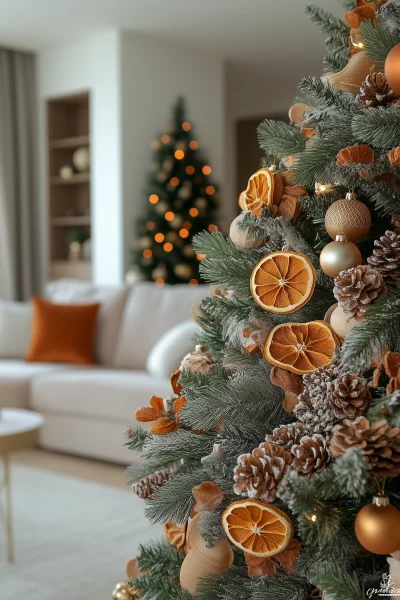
[25,297,100,364]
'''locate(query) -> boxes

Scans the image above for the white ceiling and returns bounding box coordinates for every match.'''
[0,0,343,65]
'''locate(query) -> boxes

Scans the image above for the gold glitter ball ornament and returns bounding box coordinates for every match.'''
[325,192,371,243]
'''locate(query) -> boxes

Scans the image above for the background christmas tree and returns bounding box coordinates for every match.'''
[118,2,400,599]
[132,97,219,286]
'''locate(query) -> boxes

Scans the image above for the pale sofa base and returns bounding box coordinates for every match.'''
[38,412,141,465]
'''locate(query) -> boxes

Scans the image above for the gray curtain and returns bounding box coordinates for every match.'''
[0,49,39,301]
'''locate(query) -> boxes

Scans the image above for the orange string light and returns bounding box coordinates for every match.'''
[165,211,175,221]
[206,186,215,195]
[155,233,165,243]
[189,279,198,286]
[189,141,199,150]
[170,177,180,186]
[161,135,170,144]
[202,166,212,175]
[175,150,185,160]
[182,221,192,229]
[149,194,159,204]
[196,253,206,261]
[143,249,152,259]
[155,278,165,287]
[208,224,218,232]
[163,242,173,252]
[146,221,155,230]
[186,166,195,175]
[179,228,190,239]
[189,208,199,217]
[182,122,191,131]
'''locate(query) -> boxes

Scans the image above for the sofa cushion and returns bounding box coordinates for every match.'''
[146,320,199,379]
[31,368,171,423]
[0,361,74,409]
[113,282,207,370]
[0,301,32,358]
[26,297,100,365]
[46,279,129,366]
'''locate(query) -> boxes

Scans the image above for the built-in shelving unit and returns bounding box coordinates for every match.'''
[47,91,92,281]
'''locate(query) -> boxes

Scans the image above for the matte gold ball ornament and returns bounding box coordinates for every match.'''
[385,43,400,96]
[355,495,400,555]
[319,234,362,278]
[328,303,364,340]
[325,192,371,243]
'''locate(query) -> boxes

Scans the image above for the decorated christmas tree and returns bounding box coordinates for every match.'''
[132,97,219,286]
[117,1,400,599]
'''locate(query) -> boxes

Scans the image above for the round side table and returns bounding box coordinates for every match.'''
[0,408,44,562]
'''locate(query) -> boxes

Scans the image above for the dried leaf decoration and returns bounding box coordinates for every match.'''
[245,538,301,577]
[192,481,225,514]
[388,147,400,166]
[150,416,178,435]
[337,144,374,167]
[344,3,378,28]
[164,520,188,552]
[270,366,304,413]
[383,351,400,394]
[170,369,183,395]
[271,171,308,222]
[135,395,166,422]
[173,396,187,423]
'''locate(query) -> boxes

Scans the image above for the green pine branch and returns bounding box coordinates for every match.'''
[292,123,354,187]
[200,295,253,324]
[341,286,400,372]
[141,430,218,464]
[299,77,357,113]
[257,120,307,157]
[359,19,399,67]
[306,4,349,36]
[312,566,367,600]
[145,467,205,525]
[368,391,400,427]
[352,107,400,149]
[125,426,151,452]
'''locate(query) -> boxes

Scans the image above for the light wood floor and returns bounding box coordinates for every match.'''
[12,448,128,490]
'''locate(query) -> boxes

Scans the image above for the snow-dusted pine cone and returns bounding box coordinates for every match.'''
[180,348,213,374]
[333,265,387,321]
[367,230,400,285]
[265,423,304,451]
[327,372,371,419]
[359,72,399,109]
[233,442,291,502]
[293,365,342,437]
[132,468,171,499]
[291,434,331,475]
[330,417,400,478]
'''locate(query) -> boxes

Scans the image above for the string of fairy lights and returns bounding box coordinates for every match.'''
[141,120,218,287]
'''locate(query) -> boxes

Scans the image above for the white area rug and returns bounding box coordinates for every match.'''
[0,465,162,600]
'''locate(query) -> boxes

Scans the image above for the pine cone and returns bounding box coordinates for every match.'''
[333,265,387,321]
[265,423,304,450]
[294,364,342,437]
[233,442,291,502]
[132,468,171,499]
[327,372,371,419]
[330,416,400,478]
[359,72,399,108]
[292,434,331,474]
[367,230,400,285]
[180,348,213,374]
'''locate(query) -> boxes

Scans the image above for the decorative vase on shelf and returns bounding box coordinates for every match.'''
[72,147,90,173]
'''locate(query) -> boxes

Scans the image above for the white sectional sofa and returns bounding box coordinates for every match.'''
[0,280,207,463]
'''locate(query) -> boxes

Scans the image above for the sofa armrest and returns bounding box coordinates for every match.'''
[0,301,32,358]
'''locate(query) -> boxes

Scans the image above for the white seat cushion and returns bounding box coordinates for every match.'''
[46,279,129,366]
[0,302,32,358]
[146,320,199,379]
[0,361,75,409]
[31,368,171,423]
[113,282,207,370]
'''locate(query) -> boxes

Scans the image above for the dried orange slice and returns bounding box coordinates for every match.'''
[265,321,338,375]
[240,168,275,216]
[222,499,293,557]
[250,251,316,314]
